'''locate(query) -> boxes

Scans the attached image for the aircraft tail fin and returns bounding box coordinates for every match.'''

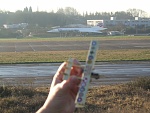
[96,22,104,27]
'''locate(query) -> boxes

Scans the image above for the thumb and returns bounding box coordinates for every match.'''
[61,76,81,98]
[67,76,81,90]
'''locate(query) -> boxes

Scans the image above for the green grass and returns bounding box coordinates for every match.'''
[0,77,150,113]
[0,49,150,64]
[0,36,150,42]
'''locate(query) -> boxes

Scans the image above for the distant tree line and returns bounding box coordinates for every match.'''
[0,7,150,37]
[0,7,149,27]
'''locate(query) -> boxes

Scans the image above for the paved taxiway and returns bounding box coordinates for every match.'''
[0,61,149,86]
[0,39,150,52]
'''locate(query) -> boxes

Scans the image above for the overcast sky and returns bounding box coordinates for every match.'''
[0,0,150,15]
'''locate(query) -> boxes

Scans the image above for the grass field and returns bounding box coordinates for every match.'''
[0,36,150,42]
[0,36,150,64]
[0,49,150,63]
[0,77,150,113]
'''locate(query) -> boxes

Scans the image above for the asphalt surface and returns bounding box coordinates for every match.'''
[0,39,150,52]
[1,62,150,78]
[0,61,150,86]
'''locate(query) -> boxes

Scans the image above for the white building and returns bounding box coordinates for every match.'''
[87,17,150,27]
[87,20,104,26]
[3,23,28,29]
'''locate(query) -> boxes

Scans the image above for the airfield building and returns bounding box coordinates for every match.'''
[3,23,28,29]
[87,17,150,28]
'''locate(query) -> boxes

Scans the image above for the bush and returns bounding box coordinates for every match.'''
[0,87,12,97]
[128,77,150,90]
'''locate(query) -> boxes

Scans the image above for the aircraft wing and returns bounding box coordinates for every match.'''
[47,29,59,33]
[78,28,103,33]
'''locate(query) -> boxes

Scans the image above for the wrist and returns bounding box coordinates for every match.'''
[36,106,48,113]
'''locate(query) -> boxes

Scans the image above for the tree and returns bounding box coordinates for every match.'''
[113,11,133,20]
[23,7,28,13]
[56,8,64,14]
[64,7,79,15]
[29,6,32,13]
[127,8,147,17]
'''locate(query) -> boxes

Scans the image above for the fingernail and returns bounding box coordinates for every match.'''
[73,59,81,65]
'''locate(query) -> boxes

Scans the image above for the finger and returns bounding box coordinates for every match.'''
[51,62,67,89]
[68,76,81,100]
[70,59,83,78]
[54,62,67,80]
[61,76,81,100]
[71,67,83,78]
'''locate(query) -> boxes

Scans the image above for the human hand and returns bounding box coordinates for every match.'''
[37,59,83,113]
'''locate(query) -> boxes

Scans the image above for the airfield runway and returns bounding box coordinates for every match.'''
[0,61,150,86]
[0,39,150,52]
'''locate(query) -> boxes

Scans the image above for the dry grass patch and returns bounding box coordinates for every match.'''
[76,77,150,113]
[0,86,48,113]
[0,77,150,113]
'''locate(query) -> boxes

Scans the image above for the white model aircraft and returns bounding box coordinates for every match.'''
[47,23,107,33]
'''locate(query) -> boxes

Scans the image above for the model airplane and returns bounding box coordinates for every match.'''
[47,23,107,33]
[63,40,99,107]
